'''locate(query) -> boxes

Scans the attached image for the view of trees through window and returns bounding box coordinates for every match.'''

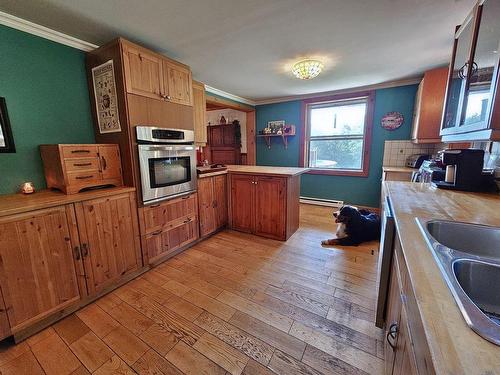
[307,99,367,170]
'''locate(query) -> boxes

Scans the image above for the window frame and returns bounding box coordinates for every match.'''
[299,91,375,177]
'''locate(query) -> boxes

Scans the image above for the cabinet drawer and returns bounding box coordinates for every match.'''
[65,158,100,172]
[67,171,101,186]
[62,145,98,159]
[141,193,197,234]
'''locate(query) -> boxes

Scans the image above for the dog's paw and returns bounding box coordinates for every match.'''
[321,239,337,246]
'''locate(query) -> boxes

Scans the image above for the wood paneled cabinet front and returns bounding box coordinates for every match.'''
[198,174,228,237]
[0,190,141,339]
[230,173,297,241]
[122,41,193,106]
[139,193,199,265]
[193,80,207,145]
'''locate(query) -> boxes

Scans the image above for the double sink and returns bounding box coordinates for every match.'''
[417,219,500,346]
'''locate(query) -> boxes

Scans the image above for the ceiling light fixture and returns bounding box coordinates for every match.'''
[292,59,324,80]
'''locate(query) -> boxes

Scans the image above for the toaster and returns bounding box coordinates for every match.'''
[406,154,430,169]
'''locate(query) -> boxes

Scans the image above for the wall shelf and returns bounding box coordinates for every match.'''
[257,126,296,149]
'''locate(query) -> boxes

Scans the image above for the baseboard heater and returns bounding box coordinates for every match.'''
[299,196,344,208]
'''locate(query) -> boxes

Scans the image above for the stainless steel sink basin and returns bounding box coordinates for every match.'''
[417,219,500,345]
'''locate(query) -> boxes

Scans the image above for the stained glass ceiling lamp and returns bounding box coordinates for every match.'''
[291,59,324,80]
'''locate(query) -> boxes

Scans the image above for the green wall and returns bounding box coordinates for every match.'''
[256,85,418,207]
[0,25,94,194]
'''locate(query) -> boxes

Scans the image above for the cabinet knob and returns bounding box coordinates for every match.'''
[386,323,398,350]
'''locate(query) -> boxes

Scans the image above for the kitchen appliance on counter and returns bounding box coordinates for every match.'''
[411,160,446,183]
[406,154,430,169]
[434,149,485,191]
[137,126,196,205]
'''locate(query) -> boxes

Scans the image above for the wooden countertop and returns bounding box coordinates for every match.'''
[198,170,228,179]
[0,187,136,218]
[384,182,500,374]
[382,166,415,173]
[226,165,310,177]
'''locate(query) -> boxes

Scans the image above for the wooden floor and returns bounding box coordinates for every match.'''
[0,204,383,375]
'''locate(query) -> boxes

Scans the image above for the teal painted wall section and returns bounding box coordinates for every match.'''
[255,85,418,207]
[0,25,94,194]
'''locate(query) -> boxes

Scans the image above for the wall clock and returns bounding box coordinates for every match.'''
[381,112,404,130]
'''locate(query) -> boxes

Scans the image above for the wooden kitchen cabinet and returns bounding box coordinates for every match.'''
[163,59,193,106]
[75,192,142,295]
[411,67,449,143]
[198,174,228,237]
[229,172,299,240]
[0,206,82,333]
[122,43,163,100]
[139,193,199,265]
[193,80,207,145]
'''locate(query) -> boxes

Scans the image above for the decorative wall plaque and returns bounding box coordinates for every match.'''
[381,111,404,130]
[92,60,121,134]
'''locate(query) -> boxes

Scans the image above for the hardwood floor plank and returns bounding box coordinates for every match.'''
[195,311,274,366]
[164,294,204,321]
[163,279,191,297]
[127,278,176,305]
[268,349,323,375]
[229,311,306,360]
[108,301,155,335]
[194,333,250,375]
[264,285,330,317]
[0,340,30,366]
[326,307,383,340]
[95,292,123,312]
[30,330,82,375]
[0,350,44,375]
[333,288,376,311]
[69,331,114,372]
[93,355,136,375]
[217,291,293,332]
[302,344,369,375]
[242,359,277,375]
[183,276,224,298]
[166,341,227,375]
[139,323,179,356]
[70,365,91,375]
[132,349,183,375]
[102,325,148,365]
[184,289,236,321]
[76,304,120,338]
[26,326,56,347]
[289,321,384,374]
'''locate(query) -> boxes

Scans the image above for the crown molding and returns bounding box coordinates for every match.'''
[253,77,423,105]
[204,85,256,106]
[0,10,98,51]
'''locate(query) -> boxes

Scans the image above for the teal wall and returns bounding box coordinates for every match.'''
[256,85,418,207]
[0,25,94,194]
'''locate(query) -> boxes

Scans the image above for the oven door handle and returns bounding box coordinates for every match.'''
[139,145,194,152]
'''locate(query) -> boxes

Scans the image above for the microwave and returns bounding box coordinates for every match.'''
[136,126,197,205]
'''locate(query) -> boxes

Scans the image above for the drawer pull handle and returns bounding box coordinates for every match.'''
[73,162,92,167]
[152,230,162,236]
[74,246,81,260]
[386,323,398,350]
[81,243,89,257]
[101,156,107,170]
[71,150,91,154]
[183,218,192,224]
[76,175,94,180]
[182,195,190,200]
[149,204,160,208]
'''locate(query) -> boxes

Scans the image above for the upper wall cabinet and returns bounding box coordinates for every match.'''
[411,67,449,143]
[441,0,500,141]
[192,80,207,145]
[122,40,193,106]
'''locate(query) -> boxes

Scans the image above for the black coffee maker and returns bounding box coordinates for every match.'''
[434,149,485,191]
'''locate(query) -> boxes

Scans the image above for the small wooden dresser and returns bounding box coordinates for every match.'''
[40,144,123,194]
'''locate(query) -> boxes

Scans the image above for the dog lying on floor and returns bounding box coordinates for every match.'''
[321,205,381,246]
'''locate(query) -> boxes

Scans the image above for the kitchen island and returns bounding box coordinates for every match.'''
[382,181,500,374]
[226,165,309,240]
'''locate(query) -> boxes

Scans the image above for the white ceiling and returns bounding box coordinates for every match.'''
[0,0,476,102]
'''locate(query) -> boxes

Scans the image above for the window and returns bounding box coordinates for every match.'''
[301,92,374,176]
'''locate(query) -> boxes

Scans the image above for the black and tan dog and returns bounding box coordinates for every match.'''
[321,205,381,246]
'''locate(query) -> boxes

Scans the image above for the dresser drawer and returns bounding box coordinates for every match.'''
[64,158,100,172]
[62,145,98,159]
[66,171,101,186]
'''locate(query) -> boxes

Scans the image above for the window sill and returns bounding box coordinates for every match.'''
[306,168,369,177]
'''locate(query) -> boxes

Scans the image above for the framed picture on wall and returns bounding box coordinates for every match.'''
[0,97,16,153]
[92,60,121,134]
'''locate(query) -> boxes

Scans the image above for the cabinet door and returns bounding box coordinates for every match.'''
[230,174,255,233]
[198,177,217,237]
[385,257,402,375]
[143,230,170,265]
[460,0,500,132]
[98,145,122,181]
[123,44,163,100]
[254,176,286,240]
[164,60,193,106]
[393,307,418,375]
[0,206,82,331]
[193,81,207,145]
[75,193,142,295]
[214,174,228,229]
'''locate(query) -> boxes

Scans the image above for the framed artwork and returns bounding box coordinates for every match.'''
[92,60,121,134]
[381,111,404,130]
[0,97,15,153]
